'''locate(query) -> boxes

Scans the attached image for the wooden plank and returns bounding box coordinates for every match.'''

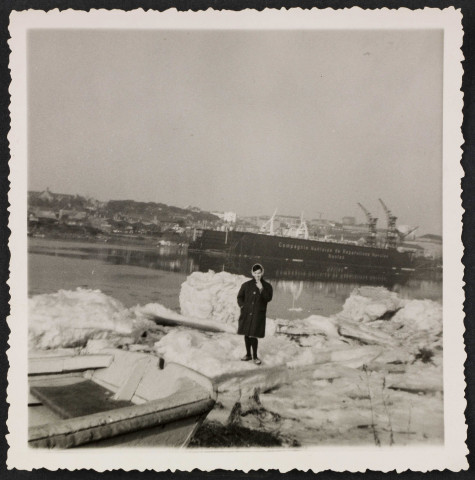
[28,392,42,406]
[29,393,216,448]
[113,358,152,401]
[29,354,113,375]
[147,313,231,333]
[30,380,134,419]
[338,321,397,347]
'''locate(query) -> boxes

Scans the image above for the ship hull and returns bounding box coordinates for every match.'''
[189,230,414,271]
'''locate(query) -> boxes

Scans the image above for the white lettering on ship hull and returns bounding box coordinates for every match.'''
[277,242,390,260]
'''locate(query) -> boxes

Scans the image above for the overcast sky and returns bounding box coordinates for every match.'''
[28,29,443,234]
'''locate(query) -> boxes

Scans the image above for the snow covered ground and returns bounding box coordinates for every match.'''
[28,271,443,446]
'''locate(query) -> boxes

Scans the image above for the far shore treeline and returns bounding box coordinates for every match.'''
[27,188,226,243]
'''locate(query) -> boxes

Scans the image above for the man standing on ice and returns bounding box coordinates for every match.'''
[237,263,273,365]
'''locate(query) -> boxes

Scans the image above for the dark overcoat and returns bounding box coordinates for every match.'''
[237,278,273,338]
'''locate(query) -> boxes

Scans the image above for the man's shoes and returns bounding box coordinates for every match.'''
[241,354,252,361]
[253,357,262,365]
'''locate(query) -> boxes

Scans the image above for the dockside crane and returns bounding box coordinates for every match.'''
[357,203,378,247]
[396,224,419,241]
[378,198,399,249]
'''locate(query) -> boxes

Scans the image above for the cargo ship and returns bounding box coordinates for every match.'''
[189,229,414,270]
[189,203,416,272]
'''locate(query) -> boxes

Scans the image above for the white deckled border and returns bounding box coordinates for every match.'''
[7,7,466,472]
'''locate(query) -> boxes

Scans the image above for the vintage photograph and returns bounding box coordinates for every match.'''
[7,8,466,472]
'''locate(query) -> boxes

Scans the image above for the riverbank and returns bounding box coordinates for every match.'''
[29,229,187,248]
[28,271,443,447]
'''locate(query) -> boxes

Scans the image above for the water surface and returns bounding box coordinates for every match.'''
[29,238,442,319]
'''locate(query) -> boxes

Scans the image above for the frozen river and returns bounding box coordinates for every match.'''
[28,238,442,319]
[28,237,444,447]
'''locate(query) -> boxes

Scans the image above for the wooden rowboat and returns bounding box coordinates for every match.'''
[28,348,217,448]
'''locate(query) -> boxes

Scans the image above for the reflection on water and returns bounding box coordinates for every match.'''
[278,281,304,311]
[29,241,188,272]
[190,253,442,315]
[189,253,420,285]
[28,238,442,317]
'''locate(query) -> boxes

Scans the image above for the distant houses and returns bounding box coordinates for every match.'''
[404,234,442,259]
[27,188,224,239]
[28,207,57,224]
[210,211,237,223]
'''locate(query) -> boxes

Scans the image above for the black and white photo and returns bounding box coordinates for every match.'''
[7,8,466,472]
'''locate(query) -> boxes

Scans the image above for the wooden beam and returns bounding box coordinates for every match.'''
[29,354,113,375]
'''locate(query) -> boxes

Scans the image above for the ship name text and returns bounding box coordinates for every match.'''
[277,242,389,259]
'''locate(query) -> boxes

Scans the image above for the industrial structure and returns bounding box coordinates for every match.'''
[357,203,378,247]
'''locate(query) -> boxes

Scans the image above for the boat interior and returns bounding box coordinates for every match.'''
[28,348,217,448]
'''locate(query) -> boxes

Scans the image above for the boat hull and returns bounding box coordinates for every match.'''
[29,393,214,448]
[190,230,414,270]
[28,349,217,448]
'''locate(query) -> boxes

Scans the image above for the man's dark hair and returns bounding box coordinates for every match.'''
[252,263,263,272]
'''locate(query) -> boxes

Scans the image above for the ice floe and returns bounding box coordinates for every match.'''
[179,271,246,327]
[339,286,403,322]
[28,271,444,446]
[28,288,155,350]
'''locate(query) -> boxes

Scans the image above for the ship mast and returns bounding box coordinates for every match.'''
[378,198,398,249]
[295,212,309,239]
[357,203,378,247]
[259,209,277,235]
